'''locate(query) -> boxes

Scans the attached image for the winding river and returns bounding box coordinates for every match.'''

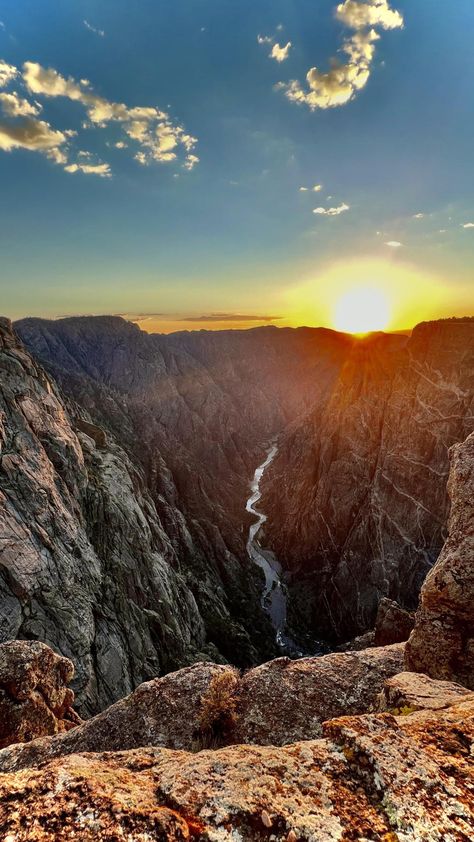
[246,444,301,653]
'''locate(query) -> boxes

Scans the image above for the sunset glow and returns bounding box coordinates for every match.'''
[334,287,390,334]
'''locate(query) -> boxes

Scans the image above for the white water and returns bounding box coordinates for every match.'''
[246,444,289,646]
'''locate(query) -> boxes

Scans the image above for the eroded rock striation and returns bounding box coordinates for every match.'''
[406,431,474,687]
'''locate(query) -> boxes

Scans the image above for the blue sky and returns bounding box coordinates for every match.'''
[0,0,473,331]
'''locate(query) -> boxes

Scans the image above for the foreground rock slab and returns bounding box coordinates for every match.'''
[1,697,474,841]
[379,671,474,713]
[234,643,405,745]
[0,644,405,772]
[0,641,80,749]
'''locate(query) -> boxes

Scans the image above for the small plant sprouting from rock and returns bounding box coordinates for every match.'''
[194,670,239,750]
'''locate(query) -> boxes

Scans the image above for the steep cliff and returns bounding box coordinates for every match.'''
[262,319,474,646]
[0,317,248,713]
[406,431,474,686]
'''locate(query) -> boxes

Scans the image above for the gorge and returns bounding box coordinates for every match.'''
[0,315,473,714]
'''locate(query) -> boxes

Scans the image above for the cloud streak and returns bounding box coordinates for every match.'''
[278,0,403,110]
[179,313,282,323]
[313,202,350,216]
[83,20,105,38]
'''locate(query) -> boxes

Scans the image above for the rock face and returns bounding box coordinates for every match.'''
[0,317,216,713]
[406,431,474,687]
[374,598,415,646]
[0,641,79,749]
[1,697,474,841]
[262,319,474,645]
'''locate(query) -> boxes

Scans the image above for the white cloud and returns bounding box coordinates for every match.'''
[385,240,402,247]
[0,21,5,31]
[0,116,66,152]
[299,186,309,191]
[65,161,111,177]
[462,223,474,229]
[336,0,403,30]
[270,42,292,63]
[0,91,41,117]
[21,61,198,170]
[278,0,402,110]
[313,184,323,191]
[83,20,105,38]
[413,212,425,219]
[0,59,17,88]
[313,202,349,216]
[257,35,273,45]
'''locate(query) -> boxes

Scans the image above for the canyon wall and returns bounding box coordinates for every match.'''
[262,319,474,646]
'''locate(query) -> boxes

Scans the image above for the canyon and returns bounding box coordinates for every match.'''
[0,424,473,838]
[0,314,473,714]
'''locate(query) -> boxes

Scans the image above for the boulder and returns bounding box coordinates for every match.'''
[374,597,415,646]
[378,671,474,713]
[0,641,80,749]
[234,643,405,745]
[406,432,474,687]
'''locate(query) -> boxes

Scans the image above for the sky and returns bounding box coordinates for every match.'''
[0,0,473,333]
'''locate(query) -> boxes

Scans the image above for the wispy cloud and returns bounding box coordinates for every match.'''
[0,60,16,88]
[413,212,425,219]
[179,313,282,323]
[0,58,199,176]
[462,223,474,229]
[313,202,349,216]
[385,240,402,247]
[300,184,323,192]
[277,0,403,110]
[65,161,111,178]
[83,20,105,38]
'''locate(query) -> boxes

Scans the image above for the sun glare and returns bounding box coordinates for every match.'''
[334,287,390,334]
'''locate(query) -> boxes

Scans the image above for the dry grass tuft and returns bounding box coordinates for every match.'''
[194,670,239,749]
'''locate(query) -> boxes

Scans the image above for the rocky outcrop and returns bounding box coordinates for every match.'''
[1,696,474,840]
[406,431,474,687]
[0,643,404,772]
[0,641,80,749]
[374,598,415,646]
[378,671,474,713]
[262,319,474,645]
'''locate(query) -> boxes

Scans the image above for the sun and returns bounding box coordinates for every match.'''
[334,287,391,334]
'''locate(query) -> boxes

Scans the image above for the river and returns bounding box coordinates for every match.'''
[246,443,301,654]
